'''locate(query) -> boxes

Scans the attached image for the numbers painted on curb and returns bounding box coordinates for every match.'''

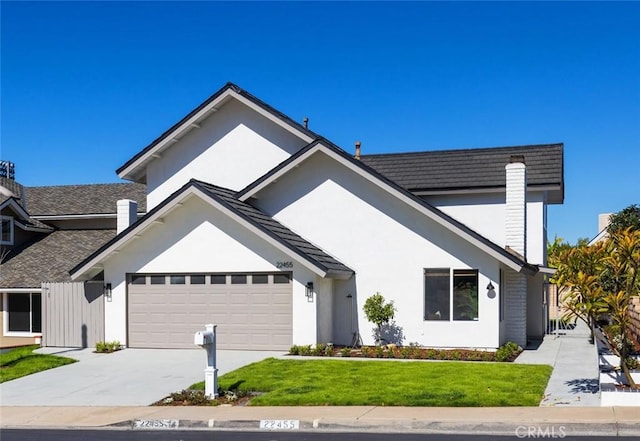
[133,419,179,429]
[260,419,300,430]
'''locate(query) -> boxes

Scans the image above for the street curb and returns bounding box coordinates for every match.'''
[111,418,640,436]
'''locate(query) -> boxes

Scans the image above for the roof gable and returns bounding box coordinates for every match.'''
[239,139,539,274]
[70,179,353,281]
[0,197,53,232]
[117,82,319,183]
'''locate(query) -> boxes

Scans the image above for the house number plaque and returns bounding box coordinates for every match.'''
[276,261,293,269]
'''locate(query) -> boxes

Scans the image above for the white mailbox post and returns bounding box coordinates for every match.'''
[194,324,218,398]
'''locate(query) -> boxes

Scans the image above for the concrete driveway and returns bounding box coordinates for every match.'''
[0,347,282,406]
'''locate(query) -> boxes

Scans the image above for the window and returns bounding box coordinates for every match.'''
[170,275,186,285]
[190,275,206,285]
[452,270,478,321]
[424,269,479,321]
[273,273,291,284]
[252,274,268,284]
[231,274,247,284]
[6,293,41,333]
[131,275,146,285]
[1,215,13,245]
[211,275,226,284]
[150,275,166,285]
[424,269,450,320]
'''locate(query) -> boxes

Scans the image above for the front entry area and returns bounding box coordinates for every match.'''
[127,272,292,350]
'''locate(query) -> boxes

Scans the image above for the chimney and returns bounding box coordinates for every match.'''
[117,199,138,234]
[355,141,361,160]
[598,213,612,233]
[505,155,527,259]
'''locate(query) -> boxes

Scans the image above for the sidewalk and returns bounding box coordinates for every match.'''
[515,320,600,406]
[1,405,639,436]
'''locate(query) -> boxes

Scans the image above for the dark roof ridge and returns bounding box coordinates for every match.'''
[26,182,142,190]
[360,142,564,158]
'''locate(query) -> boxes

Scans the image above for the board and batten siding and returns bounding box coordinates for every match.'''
[42,282,104,348]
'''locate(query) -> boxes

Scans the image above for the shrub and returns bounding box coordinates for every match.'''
[363,293,396,345]
[95,341,122,353]
[361,347,371,357]
[374,346,385,358]
[340,347,351,357]
[400,346,412,359]
[312,343,327,356]
[495,341,521,362]
[289,345,300,355]
[298,345,313,356]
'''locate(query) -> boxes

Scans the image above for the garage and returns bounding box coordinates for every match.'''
[127,272,292,350]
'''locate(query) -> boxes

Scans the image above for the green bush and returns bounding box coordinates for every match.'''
[312,343,327,356]
[298,345,312,356]
[340,347,351,357]
[288,345,300,355]
[95,341,122,353]
[495,341,521,362]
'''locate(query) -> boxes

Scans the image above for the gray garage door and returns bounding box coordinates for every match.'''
[127,273,292,350]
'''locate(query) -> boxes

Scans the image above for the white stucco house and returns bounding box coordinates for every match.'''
[69,82,564,350]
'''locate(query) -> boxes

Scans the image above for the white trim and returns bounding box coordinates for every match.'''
[2,291,42,337]
[70,186,331,280]
[1,214,14,245]
[118,88,314,181]
[241,143,525,273]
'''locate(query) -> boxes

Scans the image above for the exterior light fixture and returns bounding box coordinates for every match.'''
[486,282,495,291]
[305,282,314,300]
[104,283,112,301]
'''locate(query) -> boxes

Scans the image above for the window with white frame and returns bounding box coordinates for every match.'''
[5,293,42,334]
[1,215,13,245]
[424,268,479,321]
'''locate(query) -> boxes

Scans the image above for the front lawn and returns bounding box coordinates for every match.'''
[0,345,77,383]
[192,358,552,406]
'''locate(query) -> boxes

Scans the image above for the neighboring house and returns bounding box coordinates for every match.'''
[67,82,563,351]
[588,213,613,246]
[0,163,145,348]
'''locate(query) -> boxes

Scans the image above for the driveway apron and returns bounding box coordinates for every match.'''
[0,348,281,406]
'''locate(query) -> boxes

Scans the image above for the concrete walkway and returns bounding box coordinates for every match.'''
[515,320,600,406]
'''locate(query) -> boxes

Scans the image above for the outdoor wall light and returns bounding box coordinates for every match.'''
[305,282,314,300]
[486,281,495,291]
[104,283,112,301]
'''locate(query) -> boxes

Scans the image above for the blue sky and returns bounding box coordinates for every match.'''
[1,1,638,244]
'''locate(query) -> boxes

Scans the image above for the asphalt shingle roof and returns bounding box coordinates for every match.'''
[360,143,563,193]
[24,183,146,216]
[194,181,354,277]
[0,229,116,288]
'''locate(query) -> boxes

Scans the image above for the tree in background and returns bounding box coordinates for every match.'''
[607,204,640,234]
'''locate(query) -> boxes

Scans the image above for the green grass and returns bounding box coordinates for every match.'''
[0,345,77,383]
[191,358,552,407]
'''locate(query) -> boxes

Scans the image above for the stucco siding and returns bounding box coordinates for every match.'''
[102,195,319,346]
[254,152,502,348]
[146,99,308,209]
[427,192,546,265]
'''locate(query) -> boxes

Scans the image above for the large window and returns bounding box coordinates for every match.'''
[424,269,479,321]
[5,293,42,333]
[1,215,13,245]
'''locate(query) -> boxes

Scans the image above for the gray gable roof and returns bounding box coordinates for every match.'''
[24,183,146,216]
[360,143,564,203]
[0,229,115,288]
[194,181,353,277]
[71,179,354,280]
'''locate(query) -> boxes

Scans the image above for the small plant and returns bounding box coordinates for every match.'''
[95,340,122,353]
[495,341,521,362]
[298,345,313,356]
[400,346,412,359]
[360,347,371,357]
[312,343,327,356]
[289,345,300,355]
[374,346,385,358]
[363,292,396,345]
[340,347,351,357]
